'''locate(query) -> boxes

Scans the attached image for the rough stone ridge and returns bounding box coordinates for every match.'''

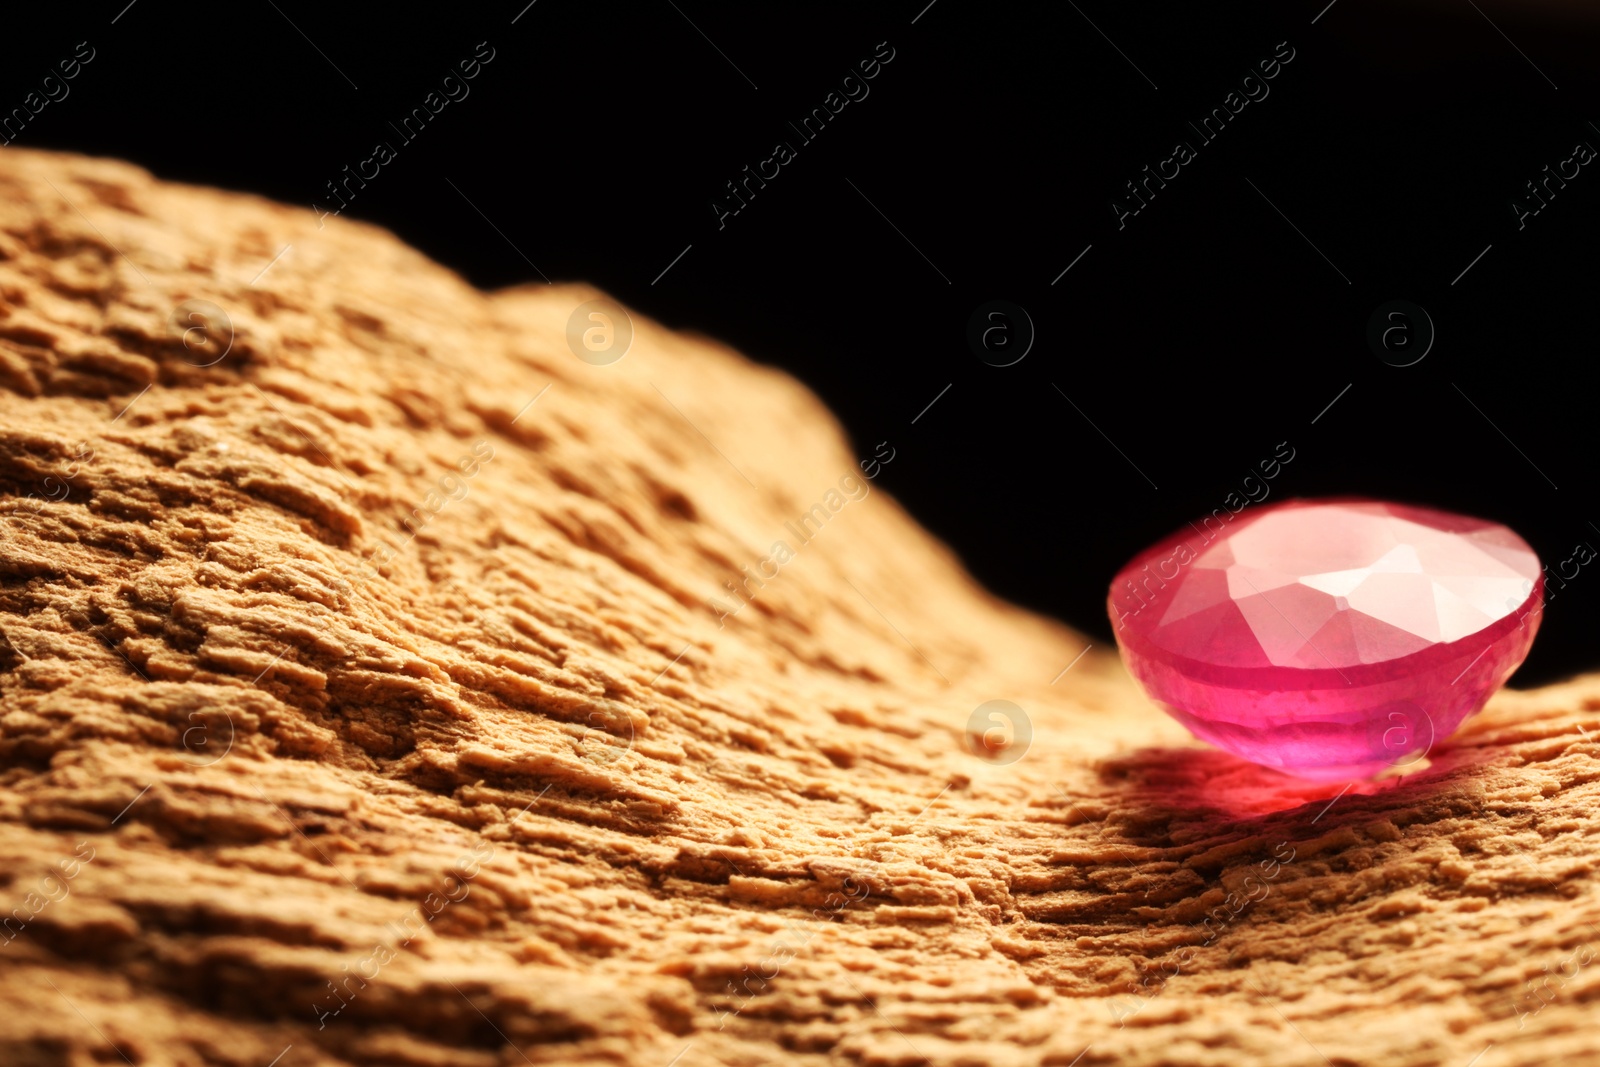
[0,147,1597,1067]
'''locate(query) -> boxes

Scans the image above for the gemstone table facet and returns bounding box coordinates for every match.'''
[1107,499,1543,780]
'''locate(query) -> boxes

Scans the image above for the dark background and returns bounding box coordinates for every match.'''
[7,1,1597,684]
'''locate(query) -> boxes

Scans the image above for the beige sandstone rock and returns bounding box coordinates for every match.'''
[0,148,1596,1067]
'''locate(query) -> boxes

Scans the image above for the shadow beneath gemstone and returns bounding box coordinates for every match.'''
[1092,743,1452,824]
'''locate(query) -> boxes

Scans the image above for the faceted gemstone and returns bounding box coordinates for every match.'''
[1108,499,1542,781]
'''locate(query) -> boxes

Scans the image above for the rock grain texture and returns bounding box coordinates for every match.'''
[0,148,1597,1067]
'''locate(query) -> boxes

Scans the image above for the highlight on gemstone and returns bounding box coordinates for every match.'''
[1107,498,1543,781]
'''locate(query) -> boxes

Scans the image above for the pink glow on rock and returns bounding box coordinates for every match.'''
[1108,499,1542,781]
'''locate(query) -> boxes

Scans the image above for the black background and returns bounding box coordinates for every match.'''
[7,0,1597,685]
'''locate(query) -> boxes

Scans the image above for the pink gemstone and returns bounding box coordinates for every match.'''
[1108,498,1542,781]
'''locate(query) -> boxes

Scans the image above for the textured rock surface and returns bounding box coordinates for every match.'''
[0,147,1597,1067]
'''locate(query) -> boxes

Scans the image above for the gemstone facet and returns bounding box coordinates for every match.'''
[1108,499,1542,780]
